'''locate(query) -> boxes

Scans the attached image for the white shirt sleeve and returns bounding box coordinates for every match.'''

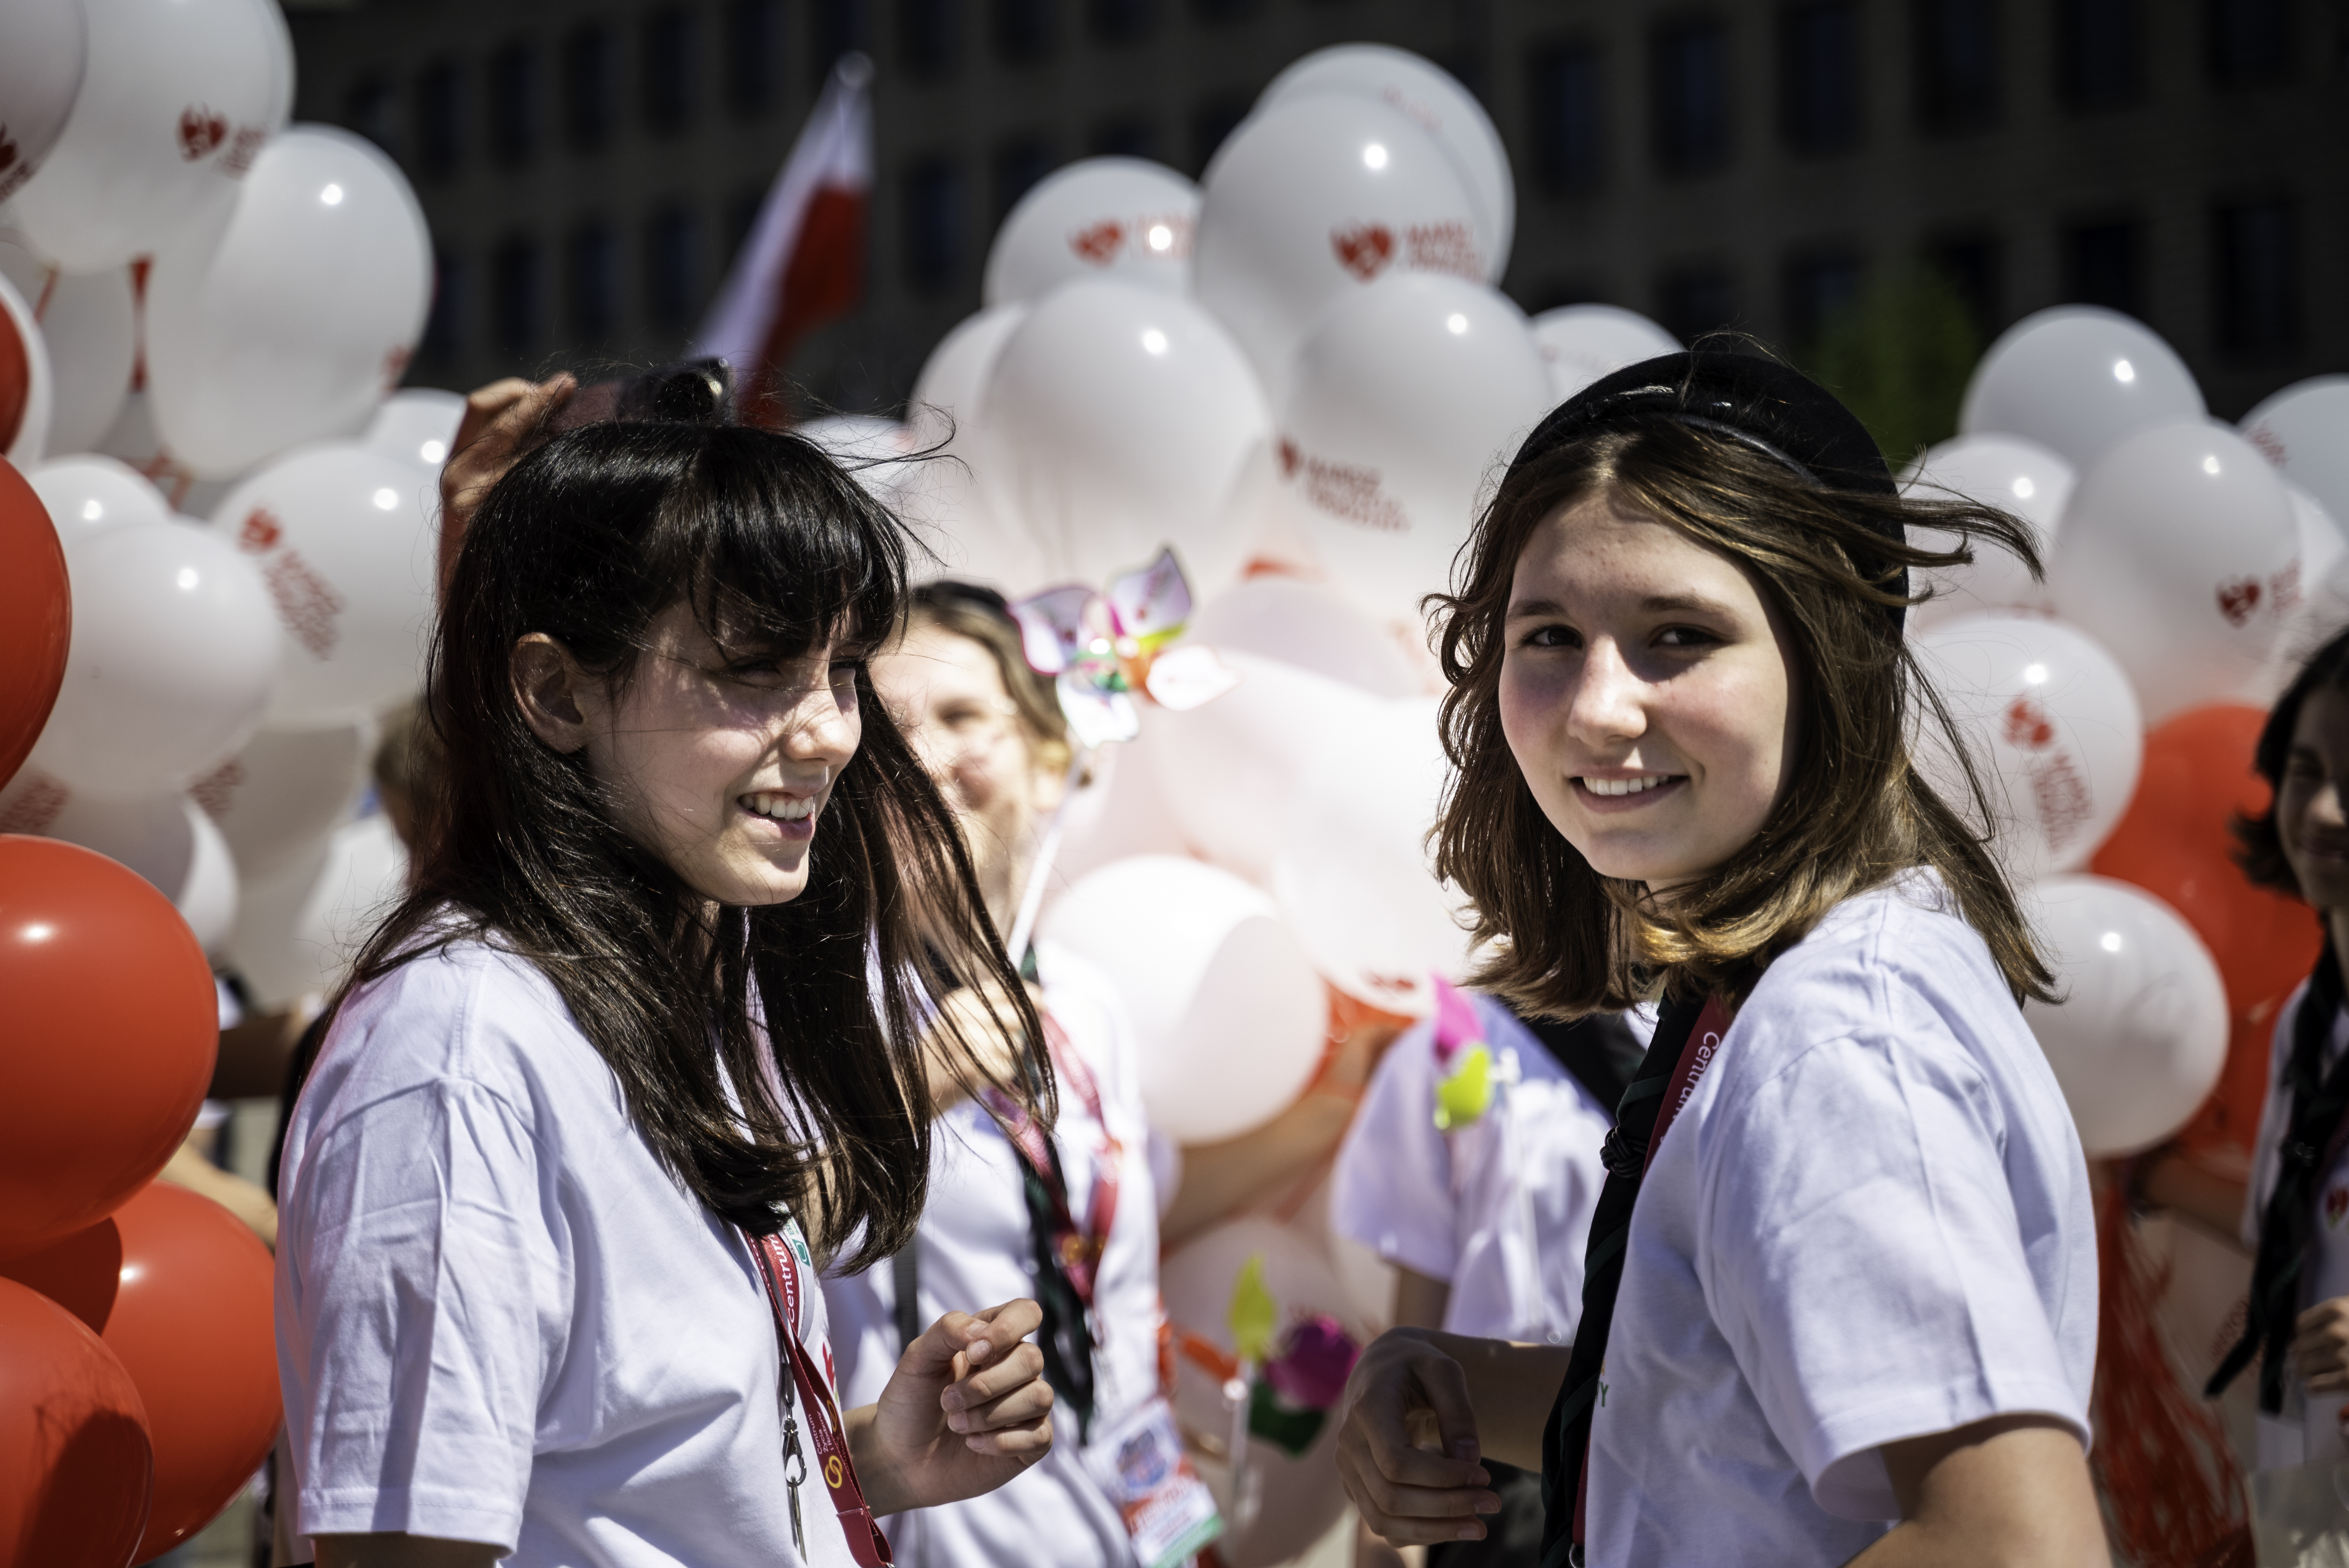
[1331,1021,1459,1283]
[280,1078,565,1548]
[1699,1025,2085,1520]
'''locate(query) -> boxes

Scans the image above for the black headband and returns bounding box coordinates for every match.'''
[1510,351,1907,630]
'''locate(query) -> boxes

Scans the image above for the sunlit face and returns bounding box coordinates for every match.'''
[872,622,1053,913]
[579,601,863,907]
[2279,688,2349,914]
[1497,489,1801,891]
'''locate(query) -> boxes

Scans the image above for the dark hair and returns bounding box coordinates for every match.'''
[342,419,1043,1270]
[2236,626,2349,893]
[905,581,1073,773]
[1431,417,2057,1014]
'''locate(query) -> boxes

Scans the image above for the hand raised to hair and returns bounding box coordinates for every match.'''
[847,1297,1054,1517]
[436,374,576,597]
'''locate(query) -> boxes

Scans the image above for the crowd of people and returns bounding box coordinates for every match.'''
[176,348,2349,1568]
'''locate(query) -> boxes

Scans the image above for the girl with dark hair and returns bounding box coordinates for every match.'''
[1333,353,2107,1566]
[274,419,1058,1568]
[2202,628,2349,1481]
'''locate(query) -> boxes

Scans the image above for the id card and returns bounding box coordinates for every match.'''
[1083,1396,1223,1568]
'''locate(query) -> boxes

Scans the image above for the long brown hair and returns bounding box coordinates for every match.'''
[338,419,1044,1271]
[1432,418,2057,1015]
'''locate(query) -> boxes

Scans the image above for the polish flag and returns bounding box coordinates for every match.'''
[694,53,873,428]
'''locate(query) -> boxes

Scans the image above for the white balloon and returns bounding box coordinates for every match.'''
[978,278,1269,594]
[1528,303,1680,402]
[2244,487,2349,706]
[1260,43,1512,287]
[225,811,407,1009]
[902,304,1041,590]
[1959,305,2204,470]
[189,718,374,881]
[1039,854,1328,1144]
[1194,94,1485,404]
[209,442,438,726]
[1148,650,1383,883]
[27,452,168,543]
[43,785,237,950]
[7,0,291,272]
[364,387,465,472]
[1278,272,1552,622]
[2022,875,2228,1157]
[794,413,921,512]
[1188,577,1419,697]
[148,125,432,479]
[28,517,280,798]
[2048,420,2298,723]
[1047,723,1195,897]
[1902,435,2074,630]
[981,157,1197,308]
[1274,697,1466,1015]
[0,266,54,464]
[1911,613,2143,881]
[0,0,88,206]
[2242,376,2349,536]
[0,239,133,454]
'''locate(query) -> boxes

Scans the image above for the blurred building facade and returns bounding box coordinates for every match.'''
[286,0,2346,419]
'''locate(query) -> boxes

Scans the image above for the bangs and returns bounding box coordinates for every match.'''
[651,427,910,662]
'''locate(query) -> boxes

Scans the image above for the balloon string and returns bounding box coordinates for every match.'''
[1003,748,1091,967]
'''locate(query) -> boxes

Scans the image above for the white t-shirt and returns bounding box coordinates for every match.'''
[823,941,1162,1568]
[1587,873,2097,1566]
[275,936,856,1568]
[1330,993,1617,1344]
[2242,980,2349,1467]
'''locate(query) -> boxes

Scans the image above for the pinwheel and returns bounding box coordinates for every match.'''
[1430,975,1497,1131]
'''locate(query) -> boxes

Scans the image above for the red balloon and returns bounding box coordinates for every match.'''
[0,458,70,791]
[0,837,216,1260]
[0,1278,152,1568]
[2090,704,2324,1160]
[1,1185,279,1559]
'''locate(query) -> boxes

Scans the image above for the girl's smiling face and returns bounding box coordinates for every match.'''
[2279,687,2349,915]
[1499,488,1802,892]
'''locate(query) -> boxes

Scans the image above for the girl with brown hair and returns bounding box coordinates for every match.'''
[1333,353,2106,1566]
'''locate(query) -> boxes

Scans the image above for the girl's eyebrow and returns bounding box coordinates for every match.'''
[1506,597,1570,620]
[1505,591,1739,620]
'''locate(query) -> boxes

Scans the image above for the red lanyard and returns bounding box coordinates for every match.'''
[983,1013,1122,1308]
[745,1226,894,1567]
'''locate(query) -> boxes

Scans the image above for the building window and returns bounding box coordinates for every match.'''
[645,205,701,331]
[814,0,869,80]
[1091,117,1156,158]
[1780,3,1861,154]
[487,41,540,166]
[992,0,1057,61]
[2063,218,2142,318]
[1784,248,1862,347]
[492,235,541,353]
[2208,0,2289,84]
[1927,232,2001,336]
[2215,199,2297,357]
[2057,0,2141,110]
[1914,0,1999,133]
[1190,93,1251,175]
[421,250,465,361]
[644,7,700,135]
[1652,18,1732,176]
[727,0,782,113]
[1528,42,1604,194]
[725,187,765,268]
[568,221,618,341]
[1090,0,1153,44]
[900,0,962,75]
[993,136,1056,221]
[417,59,465,178]
[1192,0,1260,21]
[1658,264,1736,342]
[346,75,399,160]
[904,158,965,293]
[563,26,616,151]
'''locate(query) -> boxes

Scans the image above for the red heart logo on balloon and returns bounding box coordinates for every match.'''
[177,107,228,162]
[2001,695,2056,752]
[1331,223,1395,282]
[1069,220,1123,265]
[2216,578,2263,627]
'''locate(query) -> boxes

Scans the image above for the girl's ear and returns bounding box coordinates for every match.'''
[512,633,595,754]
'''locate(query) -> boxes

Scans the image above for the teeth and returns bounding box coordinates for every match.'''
[743,792,816,821]
[1580,775,1673,797]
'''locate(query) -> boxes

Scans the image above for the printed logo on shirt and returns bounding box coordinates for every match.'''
[1597,1378,1608,1408]
[2326,1184,2349,1230]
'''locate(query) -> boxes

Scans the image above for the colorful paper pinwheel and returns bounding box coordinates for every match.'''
[1430,975,1495,1131]
[1009,547,1238,751]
